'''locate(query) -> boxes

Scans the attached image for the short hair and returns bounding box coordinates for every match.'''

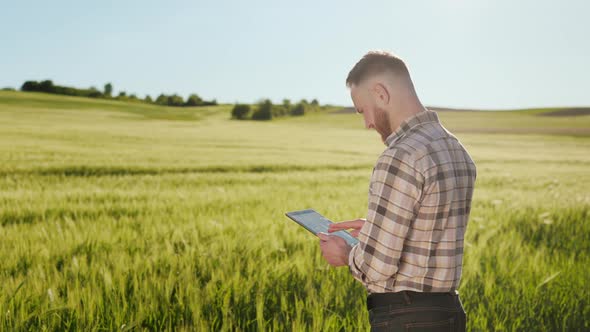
[346,51,410,87]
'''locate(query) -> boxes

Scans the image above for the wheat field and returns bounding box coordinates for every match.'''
[0,91,589,331]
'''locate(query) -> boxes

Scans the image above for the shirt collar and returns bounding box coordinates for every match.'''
[384,108,440,146]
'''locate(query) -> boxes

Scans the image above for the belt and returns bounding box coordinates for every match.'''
[367,290,459,310]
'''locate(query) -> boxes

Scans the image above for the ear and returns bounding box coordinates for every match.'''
[372,83,390,106]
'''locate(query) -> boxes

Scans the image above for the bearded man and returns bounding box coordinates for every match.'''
[318,51,477,332]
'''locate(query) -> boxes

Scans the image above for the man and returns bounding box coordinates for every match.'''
[318,51,477,331]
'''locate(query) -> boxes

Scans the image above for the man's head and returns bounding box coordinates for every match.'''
[346,51,422,143]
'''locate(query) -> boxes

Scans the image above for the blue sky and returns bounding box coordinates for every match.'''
[1,0,588,109]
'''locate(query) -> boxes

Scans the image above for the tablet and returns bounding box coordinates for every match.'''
[285,209,359,246]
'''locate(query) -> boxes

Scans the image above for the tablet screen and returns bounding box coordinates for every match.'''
[285,209,359,246]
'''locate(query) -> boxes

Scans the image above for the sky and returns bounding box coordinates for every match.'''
[1,0,589,109]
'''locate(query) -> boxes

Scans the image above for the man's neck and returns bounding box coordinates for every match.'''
[389,98,426,133]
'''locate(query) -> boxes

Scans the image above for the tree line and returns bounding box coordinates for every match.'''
[9,80,326,119]
[19,80,217,107]
[231,98,322,121]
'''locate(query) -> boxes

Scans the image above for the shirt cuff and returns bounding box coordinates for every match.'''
[348,243,363,282]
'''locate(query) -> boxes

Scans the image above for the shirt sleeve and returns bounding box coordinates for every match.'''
[349,148,424,285]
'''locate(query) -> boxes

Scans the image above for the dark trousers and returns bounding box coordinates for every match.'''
[366,290,466,332]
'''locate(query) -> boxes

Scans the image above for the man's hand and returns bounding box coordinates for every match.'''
[328,218,366,237]
[318,233,351,267]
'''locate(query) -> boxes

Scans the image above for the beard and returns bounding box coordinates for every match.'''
[374,106,393,143]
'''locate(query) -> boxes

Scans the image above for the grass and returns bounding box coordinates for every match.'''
[0,91,589,331]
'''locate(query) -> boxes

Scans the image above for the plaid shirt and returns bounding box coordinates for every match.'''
[348,109,477,293]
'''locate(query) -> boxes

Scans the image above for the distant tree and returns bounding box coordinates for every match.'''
[104,83,113,97]
[144,95,153,103]
[39,80,54,93]
[272,105,288,117]
[201,98,217,106]
[252,99,273,120]
[279,99,292,117]
[291,103,305,116]
[118,91,127,98]
[1,87,15,91]
[167,94,184,107]
[129,93,138,100]
[155,94,167,105]
[21,81,40,91]
[252,108,272,120]
[311,99,319,107]
[185,93,203,106]
[52,85,70,95]
[88,86,102,98]
[282,98,291,110]
[231,104,251,120]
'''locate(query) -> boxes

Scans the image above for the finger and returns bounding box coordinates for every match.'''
[328,220,365,232]
[317,232,330,242]
[351,229,361,237]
